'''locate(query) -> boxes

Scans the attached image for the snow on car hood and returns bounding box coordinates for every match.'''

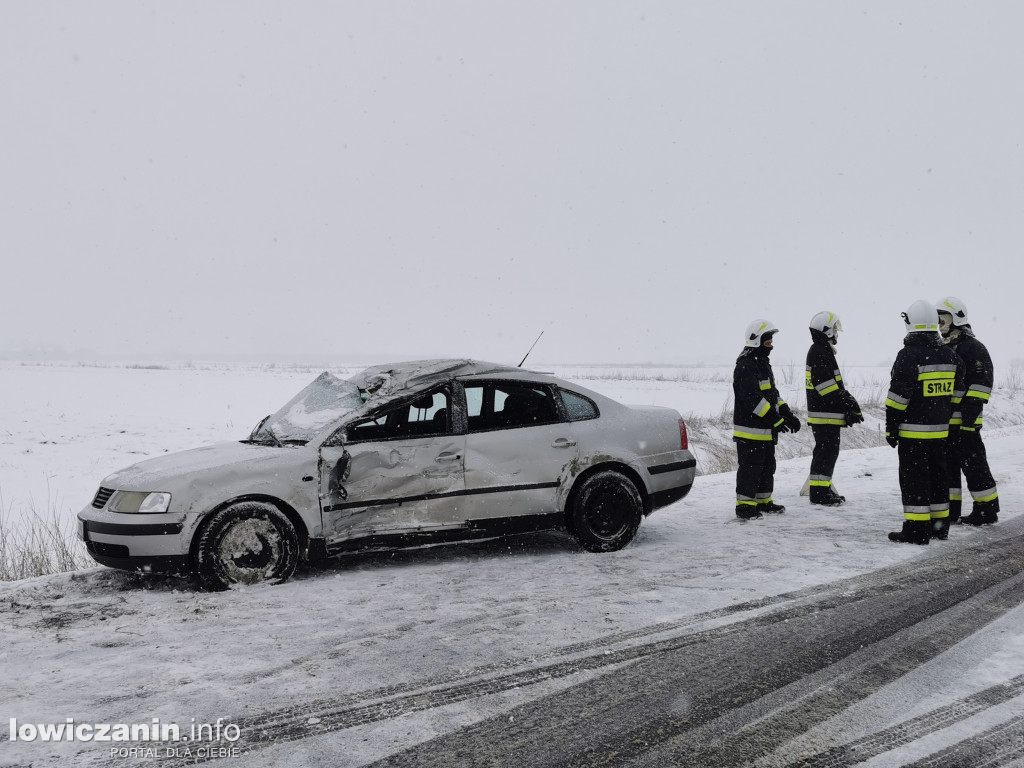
[103,441,283,490]
[262,371,364,442]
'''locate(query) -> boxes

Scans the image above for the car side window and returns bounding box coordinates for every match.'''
[559,388,599,421]
[346,389,451,442]
[465,382,559,432]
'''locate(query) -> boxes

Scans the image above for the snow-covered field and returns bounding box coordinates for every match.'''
[3,360,1024,767]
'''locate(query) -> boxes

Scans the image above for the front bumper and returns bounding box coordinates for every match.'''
[78,505,193,575]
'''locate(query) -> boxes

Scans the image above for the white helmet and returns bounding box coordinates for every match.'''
[744,318,779,347]
[902,299,939,333]
[809,310,842,342]
[935,296,970,326]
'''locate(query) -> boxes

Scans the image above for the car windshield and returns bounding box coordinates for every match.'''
[249,371,364,445]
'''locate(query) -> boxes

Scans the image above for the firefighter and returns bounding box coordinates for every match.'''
[733,319,801,520]
[805,311,863,506]
[936,296,999,525]
[885,300,964,544]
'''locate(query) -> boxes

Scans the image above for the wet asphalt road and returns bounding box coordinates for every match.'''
[362,518,1024,768]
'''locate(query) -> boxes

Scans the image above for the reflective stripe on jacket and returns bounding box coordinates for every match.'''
[733,347,786,442]
[805,334,859,427]
[949,328,994,428]
[885,333,964,441]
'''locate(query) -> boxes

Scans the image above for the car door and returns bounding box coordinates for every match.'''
[318,387,466,545]
[460,380,578,521]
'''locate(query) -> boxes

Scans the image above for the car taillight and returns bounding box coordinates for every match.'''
[678,418,688,450]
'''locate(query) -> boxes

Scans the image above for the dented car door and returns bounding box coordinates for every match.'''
[318,388,466,545]
[461,380,578,520]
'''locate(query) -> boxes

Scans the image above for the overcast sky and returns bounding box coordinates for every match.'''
[2,2,1022,369]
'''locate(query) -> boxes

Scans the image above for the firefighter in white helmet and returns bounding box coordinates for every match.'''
[805,311,862,506]
[884,300,964,544]
[732,319,801,520]
[936,296,999,526]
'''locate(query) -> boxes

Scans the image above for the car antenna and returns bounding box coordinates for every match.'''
[518,331,544,367]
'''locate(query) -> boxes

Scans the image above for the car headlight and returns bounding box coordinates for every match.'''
[108,491,172,514]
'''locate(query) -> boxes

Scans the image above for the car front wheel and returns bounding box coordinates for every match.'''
[194,501,299,591]
[568,470,643,553]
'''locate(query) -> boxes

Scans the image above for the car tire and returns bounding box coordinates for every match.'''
[568,470,643,553]
[194,501,299,591]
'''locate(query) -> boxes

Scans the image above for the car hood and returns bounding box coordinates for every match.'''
[103,441,289,490]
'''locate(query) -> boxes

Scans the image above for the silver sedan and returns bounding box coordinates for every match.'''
[78,360,696,589]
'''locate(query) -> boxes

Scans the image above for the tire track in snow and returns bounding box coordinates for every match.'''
[362,531,1024,767]
[902,714,1024,768]
[768,673,1024,768]
[111,575,907,766]
[109,522,1024,766]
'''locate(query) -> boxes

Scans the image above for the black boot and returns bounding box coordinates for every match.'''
[758,502,786,514]
[962,510,998,526]
[810,487,844,507]
[932,518,950,540]
[888,520,930,545]
[736,505,763,520]
[962,500,999,526]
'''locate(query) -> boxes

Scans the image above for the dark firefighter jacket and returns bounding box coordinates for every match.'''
[948,327,994,431]
[885,333,965,440]
[733,346,794,442]
[805,330,861,426]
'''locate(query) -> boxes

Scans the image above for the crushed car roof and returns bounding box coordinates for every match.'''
[348,359,531,399]
[259,360,541,442]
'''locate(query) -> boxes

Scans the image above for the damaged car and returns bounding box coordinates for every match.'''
[78,360,697,590]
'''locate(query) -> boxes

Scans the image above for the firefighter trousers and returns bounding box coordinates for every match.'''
[735,439,776,508]
[946,427,999,518]
[898,439,949,521]
[809,425,841,500]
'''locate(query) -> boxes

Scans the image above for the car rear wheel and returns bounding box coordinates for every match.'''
[568,470,643,553]
[194,501,299,591]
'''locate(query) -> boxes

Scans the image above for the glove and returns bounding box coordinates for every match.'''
[885,434,899,448]
[846,411,864,426]
[783,413,801,433]
[776,421,790,434]
[961,416,982,431]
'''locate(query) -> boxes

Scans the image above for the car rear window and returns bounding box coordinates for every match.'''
[559,388,599,421]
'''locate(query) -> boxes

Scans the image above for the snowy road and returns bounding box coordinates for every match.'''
[364,518,1024,768]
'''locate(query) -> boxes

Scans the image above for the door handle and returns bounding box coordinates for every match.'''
[435,452,462,462]
[552,438,577,448]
